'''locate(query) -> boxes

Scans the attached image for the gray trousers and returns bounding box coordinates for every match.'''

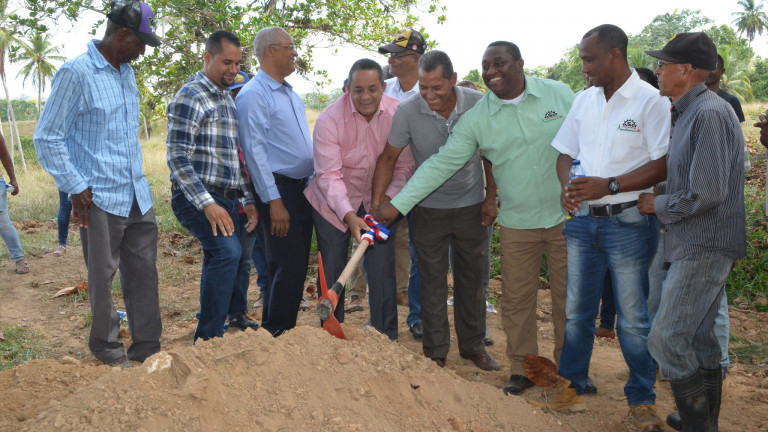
[81,200,162,364]
[412,203,487,359]
[312,206,399,340]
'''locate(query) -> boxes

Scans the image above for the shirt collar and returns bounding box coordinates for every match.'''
[87,39,117,71]
[195,71,230,95]
[673,82,708,114]
[345,91,384,120]
[487,74,534,115]
[256,70,294,91]
[417,86,471,118]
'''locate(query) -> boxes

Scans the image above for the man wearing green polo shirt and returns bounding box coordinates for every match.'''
[374,41,574,394]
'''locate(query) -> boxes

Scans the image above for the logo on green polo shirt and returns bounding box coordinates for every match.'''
[543,110,563,123]
[618,119,641,133]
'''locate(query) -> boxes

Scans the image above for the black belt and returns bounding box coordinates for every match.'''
[588,200,638,217]
[273,173,309,186]
[171,182,243,200]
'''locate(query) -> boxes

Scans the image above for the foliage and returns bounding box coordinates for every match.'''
[0,98,39,120]
[748,57,768,100]
[630,9,713,51]
[706,24,753,63]
[302,88,343,111]
[14,29,65,118]
[0,326,45,371]
[548,45,584,91]
[461,69,488,93]
[627,47,656,70]
[718,45,754,102]
[732,0,768,46]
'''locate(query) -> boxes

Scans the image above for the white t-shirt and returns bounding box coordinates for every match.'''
[551,70,671,205]
[384,77,418,101]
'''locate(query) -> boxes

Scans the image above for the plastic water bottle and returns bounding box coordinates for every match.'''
[4,183,13,194]
[569,160,589,217]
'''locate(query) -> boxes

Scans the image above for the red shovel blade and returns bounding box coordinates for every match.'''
[318,252,346,339]
[322,314,346,340]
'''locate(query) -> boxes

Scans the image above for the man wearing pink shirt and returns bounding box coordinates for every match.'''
[304,58,415,340]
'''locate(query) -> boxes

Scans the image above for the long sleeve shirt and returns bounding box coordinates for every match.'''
[236,71,314,203]
[303,92,414,232]
[654,82,746,261]
[34,39,152,217]
[166,71,254,211]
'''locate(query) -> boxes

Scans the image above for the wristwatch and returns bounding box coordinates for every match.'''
[608,177,620,195]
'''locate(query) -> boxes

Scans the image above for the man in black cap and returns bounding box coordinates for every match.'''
[640,32,746,431]
[34,0,163,368]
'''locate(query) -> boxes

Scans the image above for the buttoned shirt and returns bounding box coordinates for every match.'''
[391,75,574,230]
[384,77,418,101]
[166,71,254,211]
[388,86,485,209]
[34,39,152,217]
[236,71,314,203]
[304,92,415,232]
[551,70,670,205]
[654,82,746,261]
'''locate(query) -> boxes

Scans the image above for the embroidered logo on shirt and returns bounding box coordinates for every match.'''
[618,119,641,133]
[543,110,563,123]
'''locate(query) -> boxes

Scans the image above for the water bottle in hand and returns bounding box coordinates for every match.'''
[4,184,13,194]
[569,160,589,217]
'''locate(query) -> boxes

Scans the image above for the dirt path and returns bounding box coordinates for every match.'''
[1,227,767,431]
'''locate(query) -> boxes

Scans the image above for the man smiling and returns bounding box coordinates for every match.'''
[375,42,573,384]
[372,50,495,369]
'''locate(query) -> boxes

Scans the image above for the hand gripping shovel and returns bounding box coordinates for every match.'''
[317,215,390,339]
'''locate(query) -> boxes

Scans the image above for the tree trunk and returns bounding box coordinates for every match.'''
[37,69,42,120]
[143,115,149,140]
[5,110,12,161]
[1,72,26,173]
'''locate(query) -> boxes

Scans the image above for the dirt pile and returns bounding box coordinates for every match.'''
[2,326,560,432]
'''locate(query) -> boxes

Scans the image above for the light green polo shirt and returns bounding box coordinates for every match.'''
[391,75,575,229]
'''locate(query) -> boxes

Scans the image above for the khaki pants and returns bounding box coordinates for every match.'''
[500,222,567,375]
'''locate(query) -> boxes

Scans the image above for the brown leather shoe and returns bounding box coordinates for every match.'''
[345,295,364,312]
[460,352,500,371]
[432,358,446,368]
[397,291,409,307]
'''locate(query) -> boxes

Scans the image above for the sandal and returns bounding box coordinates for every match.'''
[15,259,30,274]
[53,245,67,257]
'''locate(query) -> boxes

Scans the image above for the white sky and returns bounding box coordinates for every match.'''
[6,0,768,99]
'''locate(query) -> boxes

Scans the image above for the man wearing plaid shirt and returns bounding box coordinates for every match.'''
[167,30,260,341]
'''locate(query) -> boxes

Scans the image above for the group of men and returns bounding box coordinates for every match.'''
[30,1,746,430]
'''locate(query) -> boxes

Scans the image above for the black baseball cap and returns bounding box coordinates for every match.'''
[107,0,161,47]
[644,32,717,70]
[378,29,426,55]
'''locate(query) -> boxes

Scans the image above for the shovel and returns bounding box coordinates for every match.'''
[317,215,390,339]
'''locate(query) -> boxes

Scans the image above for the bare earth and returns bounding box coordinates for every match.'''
[1,225,767,431]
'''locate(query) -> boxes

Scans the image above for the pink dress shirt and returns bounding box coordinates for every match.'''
[304,92,415,232]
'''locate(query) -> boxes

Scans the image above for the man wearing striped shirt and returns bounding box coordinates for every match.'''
[34,0,163,368]
[642,32,746,431]
[167,31,260,341]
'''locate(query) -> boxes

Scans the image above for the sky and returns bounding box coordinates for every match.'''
[6,0,768,99]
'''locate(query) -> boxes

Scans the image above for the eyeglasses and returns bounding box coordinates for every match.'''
[389,52,416,61]
[657,59,679,68]
[270,43,295,51]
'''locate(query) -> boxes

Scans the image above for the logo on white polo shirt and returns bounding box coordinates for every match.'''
[618,118,641,133]
[543,110,563,123]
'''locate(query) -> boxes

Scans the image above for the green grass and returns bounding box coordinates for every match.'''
[729,333,768,364]
[0,326,46,371]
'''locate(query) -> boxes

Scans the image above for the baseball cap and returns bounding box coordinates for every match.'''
[228,71,250,91]
[107,0,161,47]
[644,32,717,70]
[378,29,426,55]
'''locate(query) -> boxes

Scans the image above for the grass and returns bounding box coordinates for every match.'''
[0,325,45,371]
[729,333,768,364]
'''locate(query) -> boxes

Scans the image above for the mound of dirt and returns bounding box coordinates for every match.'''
[3,326,560,432]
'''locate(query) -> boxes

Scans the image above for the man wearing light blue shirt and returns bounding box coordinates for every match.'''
[34,0,162,368]
[236,26,314,336]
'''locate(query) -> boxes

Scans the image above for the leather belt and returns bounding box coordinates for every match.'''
[588,200,638,218]
[273,173,309,186]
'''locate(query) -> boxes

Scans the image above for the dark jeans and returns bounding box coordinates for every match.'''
[255,176,313,336]
[58,189,72,246]
[172,190,248,341]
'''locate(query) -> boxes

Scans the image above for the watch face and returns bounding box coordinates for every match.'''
[609,179,619,193]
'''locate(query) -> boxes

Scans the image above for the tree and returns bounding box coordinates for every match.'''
[630,9,713,51]
[718,45,754,103]
[15,30,65,119]
[0,0,24,172]
[747,56,768,100]
[732,0,768,48]
[627,47,656,71]
[461,69,488,93]
[548,45,584,91]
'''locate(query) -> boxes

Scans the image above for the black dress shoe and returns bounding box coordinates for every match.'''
[666,412,682,431]
[432,358,446,368]
[229,314,260,331]
[584,376,598,394]
[502,374,534,395]
[410,322,423,340]
[483,335,494,346]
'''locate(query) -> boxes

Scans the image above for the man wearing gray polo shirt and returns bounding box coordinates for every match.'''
[372,50,500,371]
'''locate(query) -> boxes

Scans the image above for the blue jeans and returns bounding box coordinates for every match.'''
[406,213,421,327]
[558,207,656,406]
[648,250,732,380]
[58,190,72,246]
[0,177,23,261]
[172,190,248,341]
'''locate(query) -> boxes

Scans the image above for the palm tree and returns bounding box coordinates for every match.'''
[719,45,754,103]
[732,0,768,48]
[0,0,24,172]
[15,30,65,120]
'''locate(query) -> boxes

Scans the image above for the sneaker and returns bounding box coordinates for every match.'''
[626,404,664,431]
[594,327,616,339]
[253,293,264,309]
[345,295,364,312]
[526,377,585,412]
[299,296,309,311]
[53,245,67,257]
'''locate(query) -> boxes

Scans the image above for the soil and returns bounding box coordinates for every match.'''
[1,224,768,431]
